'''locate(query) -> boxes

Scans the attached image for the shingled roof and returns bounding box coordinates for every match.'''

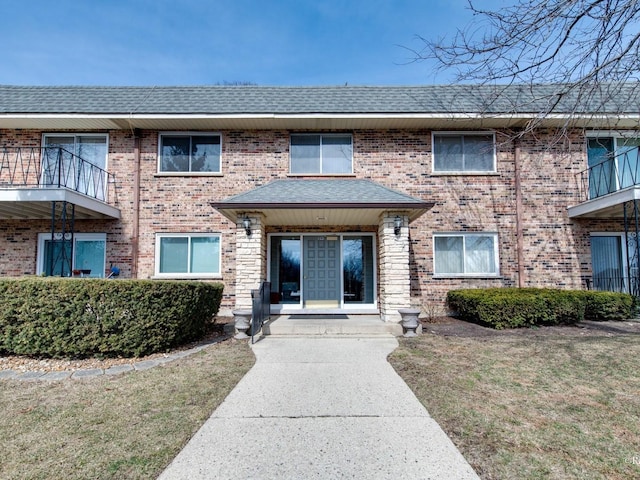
[211,179,433,225]
[1,83,639,115]
[214,179,430,207]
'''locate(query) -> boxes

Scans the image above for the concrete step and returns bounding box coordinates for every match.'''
[260,315,403,336]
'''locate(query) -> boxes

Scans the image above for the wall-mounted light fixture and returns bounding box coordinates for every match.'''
[394,215,402,236]
[242,216,252,236]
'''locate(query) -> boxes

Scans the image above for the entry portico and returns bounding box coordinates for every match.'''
[212,179,433,322]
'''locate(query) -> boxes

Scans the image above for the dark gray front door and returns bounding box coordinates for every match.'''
[303,236,341,308]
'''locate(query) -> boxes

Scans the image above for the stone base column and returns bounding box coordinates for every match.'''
[378,212,410,322]
[235,213,266,310]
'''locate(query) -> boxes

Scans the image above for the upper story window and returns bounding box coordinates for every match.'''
[159,133,221,173]
[290,134,353,174]
[42,134,108,199]
[587,135,640,198]
[433,132,496,173]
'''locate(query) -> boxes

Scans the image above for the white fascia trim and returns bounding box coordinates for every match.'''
[568,187,640,217]
[0,112,640,121]
[0,188,121,218]
[2,112,639,120]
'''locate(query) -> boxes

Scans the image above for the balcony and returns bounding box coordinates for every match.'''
[569,145,640,218]
[0,147,120,219]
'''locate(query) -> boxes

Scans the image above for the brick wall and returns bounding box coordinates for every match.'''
[0,127,626,314]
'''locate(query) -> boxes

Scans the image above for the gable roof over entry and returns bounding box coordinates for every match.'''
[211,179,433,226]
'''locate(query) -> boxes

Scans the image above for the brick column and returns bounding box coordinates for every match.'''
[378,212,410,322]
[234,213,266,310]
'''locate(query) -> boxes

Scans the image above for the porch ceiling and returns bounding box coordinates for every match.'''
[568,187,640,219]
[0,188,121,220]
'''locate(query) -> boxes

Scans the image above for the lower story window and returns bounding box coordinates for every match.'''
[37,233,107,277]
[156,233,221,276]
[434,233,499,276]
[590,233,638,293]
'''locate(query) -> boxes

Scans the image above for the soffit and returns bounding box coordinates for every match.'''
[0,189,121,220]
[2,113,639,131]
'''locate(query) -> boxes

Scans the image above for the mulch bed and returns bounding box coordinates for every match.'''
[0,317,234,374]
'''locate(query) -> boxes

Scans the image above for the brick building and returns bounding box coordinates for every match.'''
[1,84,639,321]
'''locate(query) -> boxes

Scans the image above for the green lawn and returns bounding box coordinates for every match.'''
[0,339,255,480]
[389,329,640,479]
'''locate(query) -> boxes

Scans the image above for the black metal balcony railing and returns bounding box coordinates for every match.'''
[585,275,640,298]
[576,146,640,202]
[0,147,114,203]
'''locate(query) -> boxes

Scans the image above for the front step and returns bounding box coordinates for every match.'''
[261,315,402,336]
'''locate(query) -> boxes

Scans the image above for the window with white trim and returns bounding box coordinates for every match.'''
[37,233,107,278]
[587,135,640,198]
[434,233,499,276]
[42,133,108,199]
[155,233,221,276]
[159,133,221,173]
[433,132,496,173]
[290,134,353,174]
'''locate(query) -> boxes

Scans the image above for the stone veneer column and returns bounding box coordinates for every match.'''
[378,212,410,322]
[234,213,266,310]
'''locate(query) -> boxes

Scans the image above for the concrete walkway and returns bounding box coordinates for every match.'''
[159,335,479,479]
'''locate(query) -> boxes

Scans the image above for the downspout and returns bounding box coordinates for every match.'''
[514,139,525,288]
[131,129,141,278]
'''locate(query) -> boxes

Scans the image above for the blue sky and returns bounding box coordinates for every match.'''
[0,0,490,86]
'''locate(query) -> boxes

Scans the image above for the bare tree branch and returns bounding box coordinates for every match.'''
[412,0,640,136]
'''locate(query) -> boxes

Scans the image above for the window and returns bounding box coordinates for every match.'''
[290,134,352,174]
[587,135,640,198]
[433,132,495,173]
[42,134,108,198]
[37,233,107,277]
[590,233,639,293]
[434,233,499,276]
[159,133,221,173]
[156,234,221,276]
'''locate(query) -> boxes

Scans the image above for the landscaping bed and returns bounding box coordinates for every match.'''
[421,315,640,337]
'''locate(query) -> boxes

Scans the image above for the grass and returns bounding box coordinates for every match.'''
[389,330,640,480]
[0,339,255,480]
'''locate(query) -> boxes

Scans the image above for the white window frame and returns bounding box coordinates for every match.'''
[36,232,107,277]
[432,131,496,174]
[41,133,109,198]
[590,232,635,293]
[585,132,640,197]
[289,133,354,175]
[267,232,378,313]
[157,132,222,175]
[433,232,500,277]
[154,233,222,278]
[41,133,109,168]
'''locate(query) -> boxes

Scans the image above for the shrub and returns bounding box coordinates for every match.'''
[0,278,223,358]
[447,288,633,329]
[582,290,636,320]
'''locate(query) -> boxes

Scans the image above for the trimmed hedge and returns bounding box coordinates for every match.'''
[0,278,223,358]
[447,288,634,329]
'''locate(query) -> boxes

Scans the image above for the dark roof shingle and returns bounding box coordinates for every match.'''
[1,84,639,115]
[214,179,430,207]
